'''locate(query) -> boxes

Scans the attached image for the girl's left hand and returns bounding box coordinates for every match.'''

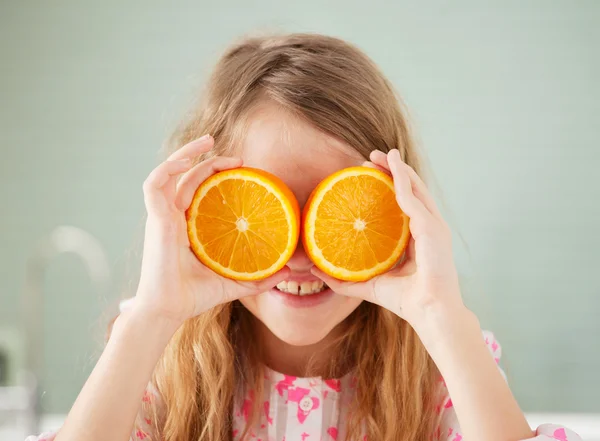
[311,149,467,334]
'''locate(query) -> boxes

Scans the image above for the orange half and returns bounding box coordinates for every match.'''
[186,167,300,281]
[302,166,410,282]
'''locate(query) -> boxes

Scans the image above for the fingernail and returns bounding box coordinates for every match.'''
[198,134,211,141]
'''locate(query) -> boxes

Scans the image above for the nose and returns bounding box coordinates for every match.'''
[286,241,313,272]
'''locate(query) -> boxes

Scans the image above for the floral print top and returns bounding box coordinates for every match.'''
[26,331,581,441]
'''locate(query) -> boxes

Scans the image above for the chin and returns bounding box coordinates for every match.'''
[267,320,337,346]
[239,289,363,347]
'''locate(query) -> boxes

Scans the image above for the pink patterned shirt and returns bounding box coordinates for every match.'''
[26,331,581,441]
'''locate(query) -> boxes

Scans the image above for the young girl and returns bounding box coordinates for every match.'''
[29,34,580,441]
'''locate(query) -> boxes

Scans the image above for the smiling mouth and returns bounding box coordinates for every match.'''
[275,280,329,296]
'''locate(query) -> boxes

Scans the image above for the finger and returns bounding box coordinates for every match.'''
[175,156,244,211]
[369,150,390,170]
[310,267,375,302]
[312,260,407,317]
[143,159,193,213]
[390,237,417,276]
[251,266,291,292]
[145,159,193,190]
[388,150,443,221]
[368,155,434,234]
[405,236,416,262]
[231,266,292,301]
[386,150,432,226]
[167,134,214,162]
[361,160,389,175]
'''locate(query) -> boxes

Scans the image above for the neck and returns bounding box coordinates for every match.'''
[253,318,348,377]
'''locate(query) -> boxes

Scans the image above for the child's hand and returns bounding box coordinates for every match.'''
[134,135,290,326]
[311,149,465,335]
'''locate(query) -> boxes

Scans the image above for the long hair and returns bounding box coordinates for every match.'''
[136,33,440,441]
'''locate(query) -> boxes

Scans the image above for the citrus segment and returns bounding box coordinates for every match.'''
[186,168,300,281]
[303,166,410,282]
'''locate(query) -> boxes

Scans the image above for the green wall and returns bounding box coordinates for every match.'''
[1,1,598,413]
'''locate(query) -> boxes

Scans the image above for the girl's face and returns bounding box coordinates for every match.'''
[239,103,365,346]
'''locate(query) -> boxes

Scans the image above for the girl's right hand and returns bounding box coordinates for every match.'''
[133,135,290,326]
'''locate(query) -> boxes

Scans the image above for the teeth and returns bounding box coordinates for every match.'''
[275,280,327,295]
[287,281,299,295]
[300,282,312,295]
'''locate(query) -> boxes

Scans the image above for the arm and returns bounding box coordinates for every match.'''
[434,325,583,441]
[54,308,178,441]
[422,306,533,441]
[314,149,543,441]
[44,135,288,441]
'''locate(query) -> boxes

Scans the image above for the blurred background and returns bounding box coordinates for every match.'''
[1,0,599,439]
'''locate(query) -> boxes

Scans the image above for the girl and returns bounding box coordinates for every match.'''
[29,34,580,441]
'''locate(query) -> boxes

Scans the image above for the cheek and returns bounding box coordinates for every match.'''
[238,296,260,319]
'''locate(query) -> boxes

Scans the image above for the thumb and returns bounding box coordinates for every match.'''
[196,266,292,315]
[253,266,292,292]
[232,266,292,299]
[310,267,376,302]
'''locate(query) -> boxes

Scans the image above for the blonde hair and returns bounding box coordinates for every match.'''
[138,33,440,441]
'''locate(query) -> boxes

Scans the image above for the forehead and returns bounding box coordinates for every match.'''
[240,103,365,206]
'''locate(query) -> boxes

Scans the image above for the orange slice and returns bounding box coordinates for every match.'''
[302,166,410,282]
[186,167,300,281]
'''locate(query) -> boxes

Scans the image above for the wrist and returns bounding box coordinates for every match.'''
[116,303,183,343]
[124,290,188,329]
[411,300,481,357]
